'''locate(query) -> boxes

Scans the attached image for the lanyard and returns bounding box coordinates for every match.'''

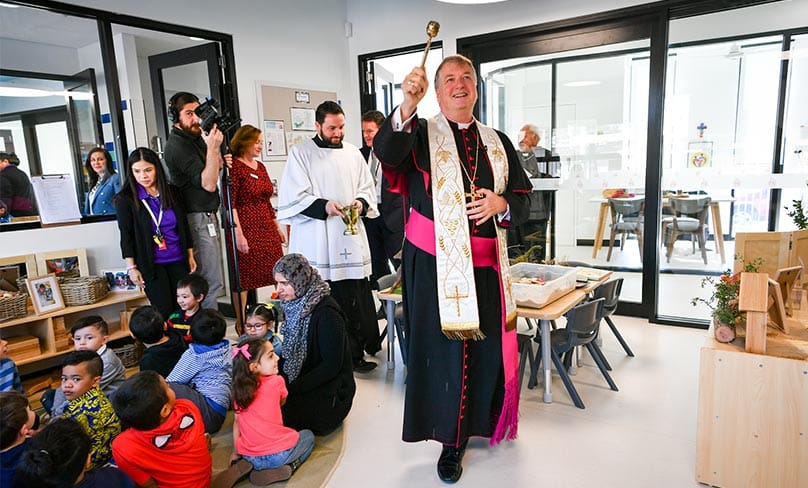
[141,197,164,237]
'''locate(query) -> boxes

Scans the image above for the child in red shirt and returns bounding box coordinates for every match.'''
[111,370,211,488]
[213,337,314,488]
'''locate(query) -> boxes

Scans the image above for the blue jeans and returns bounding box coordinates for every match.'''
[244,429,315,470]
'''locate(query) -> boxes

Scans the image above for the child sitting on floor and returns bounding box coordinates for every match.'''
[213,337,314,488]
[44,316,126,416]
[58,350,121,469]
[0,338,24,393]
[0,391,37,487]
[129,305,188,378]
[167,273,208,342]
[15,417,134,488]
[111,370,211,488]
[166,309,231,433]
[238,303,282,349]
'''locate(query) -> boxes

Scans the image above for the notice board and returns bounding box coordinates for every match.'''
[257,83,337,162]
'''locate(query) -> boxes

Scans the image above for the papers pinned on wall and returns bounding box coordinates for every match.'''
[31,174,82,225]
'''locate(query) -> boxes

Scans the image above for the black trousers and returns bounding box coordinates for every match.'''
[363,216,403,288]
[144,261,190,319]
[328,278,381,360]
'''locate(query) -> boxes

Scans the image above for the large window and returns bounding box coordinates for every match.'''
[462,0,806,325]
[0,1,237,230]
[0,5,107,224]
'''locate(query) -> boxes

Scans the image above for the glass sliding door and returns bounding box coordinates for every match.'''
[778,33,808,231]
[480,39,651,304]
[661,1,807,322]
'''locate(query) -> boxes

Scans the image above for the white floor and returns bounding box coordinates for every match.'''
[329,316,706,487]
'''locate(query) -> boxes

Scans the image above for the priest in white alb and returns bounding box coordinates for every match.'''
[277,100,382,373]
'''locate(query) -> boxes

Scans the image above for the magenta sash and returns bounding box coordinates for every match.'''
[405,209,498,270]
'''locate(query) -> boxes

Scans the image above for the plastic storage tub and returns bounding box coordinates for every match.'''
[510,263,577,309]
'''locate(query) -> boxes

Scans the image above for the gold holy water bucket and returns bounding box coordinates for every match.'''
[341,205,360,235]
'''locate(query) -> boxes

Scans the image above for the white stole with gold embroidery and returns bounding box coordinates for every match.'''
[428,113,517,339]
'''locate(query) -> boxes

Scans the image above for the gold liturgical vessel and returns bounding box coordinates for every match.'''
[341,205,360,235]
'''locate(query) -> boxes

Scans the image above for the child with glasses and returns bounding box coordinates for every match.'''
[238,303,282,350]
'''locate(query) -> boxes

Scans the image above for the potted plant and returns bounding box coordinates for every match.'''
[691,257,762,343]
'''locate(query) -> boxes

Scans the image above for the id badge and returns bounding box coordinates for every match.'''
[154,235,168,251]
[207,223,217,237]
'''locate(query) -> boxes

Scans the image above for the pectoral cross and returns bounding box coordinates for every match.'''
[446,285,467,316]
[465,185,480,202]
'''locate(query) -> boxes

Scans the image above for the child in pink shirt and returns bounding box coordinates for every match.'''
[214,337,314,488]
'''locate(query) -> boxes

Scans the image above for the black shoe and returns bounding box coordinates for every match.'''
[353,359,377,373]
[437,440,467,483]
[376,304,386,320]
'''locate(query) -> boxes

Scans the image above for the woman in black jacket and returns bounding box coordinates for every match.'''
[274,253,356,435]
[115,147,195,318]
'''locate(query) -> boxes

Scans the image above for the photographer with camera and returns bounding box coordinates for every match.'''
[163,91,229,311]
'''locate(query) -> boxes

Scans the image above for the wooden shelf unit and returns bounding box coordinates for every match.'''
[696,334,808,488]
[0,291,148,374]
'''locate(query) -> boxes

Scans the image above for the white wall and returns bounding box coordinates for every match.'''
[0,38,80,74]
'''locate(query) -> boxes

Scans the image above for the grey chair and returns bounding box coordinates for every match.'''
[517,320,537,391]
[591,278,634,358]
[606,198,644,261]
[663,196,711,264]
[376,273,407,365]
[529,298,617,409]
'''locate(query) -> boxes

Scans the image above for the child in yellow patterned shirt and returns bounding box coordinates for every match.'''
[60,350,121,469]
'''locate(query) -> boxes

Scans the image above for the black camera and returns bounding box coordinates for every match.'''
[194,97,240,135]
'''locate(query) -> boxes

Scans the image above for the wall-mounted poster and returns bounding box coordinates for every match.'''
[295,91,310,104]
[263,120,287,159]
[290,107,316,131]
[287,131,317,149]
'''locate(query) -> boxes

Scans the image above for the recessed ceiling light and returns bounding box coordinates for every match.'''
[189,36,205,41]
[0,2,20,7]
[564,80,601,87]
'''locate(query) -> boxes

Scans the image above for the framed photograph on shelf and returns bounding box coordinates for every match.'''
[290,107,316,131]
[0,254,37,292]
[101,269,139,293]
[26,274,65,315]
[35,249,89,278]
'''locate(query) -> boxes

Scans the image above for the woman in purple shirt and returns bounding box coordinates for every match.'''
[115,147,195,318]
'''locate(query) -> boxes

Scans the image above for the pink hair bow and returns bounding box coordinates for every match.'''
[232,344,251,360]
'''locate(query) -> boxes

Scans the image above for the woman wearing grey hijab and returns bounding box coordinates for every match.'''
[274,254,356,435]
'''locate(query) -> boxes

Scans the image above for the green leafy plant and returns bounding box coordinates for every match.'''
[691,257,763,326]
[784,198,807,230]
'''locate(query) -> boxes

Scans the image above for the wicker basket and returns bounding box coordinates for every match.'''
[15,277,28,296]
[59,276,109,306]
[113,342,144,369]
[0,292,28,322]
